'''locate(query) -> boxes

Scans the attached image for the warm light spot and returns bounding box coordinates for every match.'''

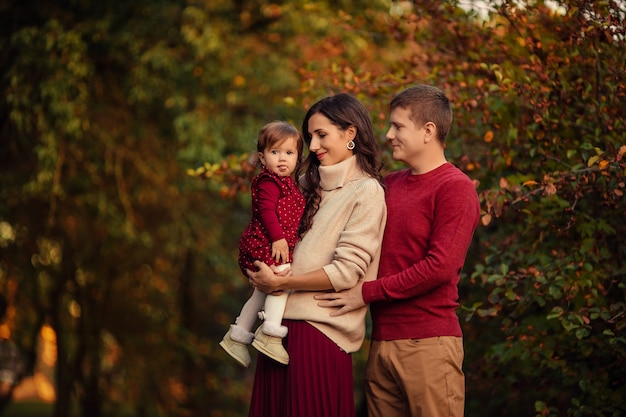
[49,246,62,264]
[233,75,246,87]
[40,325,56,342]
[34,372,56,403]
[69,300,81,318]
[40,325,58,367]
[483,131,494,143]
[0,324,10,339]
[0,222,15,248]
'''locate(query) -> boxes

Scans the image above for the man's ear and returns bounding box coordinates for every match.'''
[423,121,437,143]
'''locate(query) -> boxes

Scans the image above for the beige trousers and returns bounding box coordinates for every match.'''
[365,336,465,417]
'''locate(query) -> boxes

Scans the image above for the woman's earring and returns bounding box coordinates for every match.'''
[346,140,355,150]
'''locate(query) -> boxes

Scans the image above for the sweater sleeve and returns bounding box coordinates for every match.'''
[323,179,386,291]
[362,178,479,303]
[256,178,285,243]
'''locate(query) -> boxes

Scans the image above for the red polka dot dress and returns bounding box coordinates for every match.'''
[238,166,305,276]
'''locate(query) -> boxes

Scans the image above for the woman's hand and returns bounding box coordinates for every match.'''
[247,260,290,294]
[315,281,366,316]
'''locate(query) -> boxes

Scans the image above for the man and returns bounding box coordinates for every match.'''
[316,85,480,417]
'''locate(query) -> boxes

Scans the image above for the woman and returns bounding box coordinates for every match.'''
[247,94,387,417]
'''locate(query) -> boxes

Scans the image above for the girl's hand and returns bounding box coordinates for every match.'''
[271,238,289,263]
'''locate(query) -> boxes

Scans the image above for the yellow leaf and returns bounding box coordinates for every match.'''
[598,160,609,170]
[481,213,492,226]
[484,131,494,143]
[587,155,600,167]
[523,180,538,187]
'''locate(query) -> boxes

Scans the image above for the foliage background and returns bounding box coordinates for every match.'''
[0,0,624,416]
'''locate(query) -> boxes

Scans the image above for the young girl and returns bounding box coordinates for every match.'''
[220,121,305,368]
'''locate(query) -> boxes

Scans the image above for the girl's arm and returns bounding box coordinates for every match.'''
[256,178,285,243]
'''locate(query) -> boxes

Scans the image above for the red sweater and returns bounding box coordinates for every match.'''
[362,163,480,340]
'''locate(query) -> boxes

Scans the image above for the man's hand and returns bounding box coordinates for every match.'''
[315,281,366,317]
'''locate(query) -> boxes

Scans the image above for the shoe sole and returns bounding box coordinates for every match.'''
[251,339,289,365]
[219,340,251,368]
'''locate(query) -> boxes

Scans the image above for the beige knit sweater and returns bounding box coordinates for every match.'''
[284,156,387,353]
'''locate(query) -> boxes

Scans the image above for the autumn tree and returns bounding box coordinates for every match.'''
[3,0,625,416]
[1,0,395,416]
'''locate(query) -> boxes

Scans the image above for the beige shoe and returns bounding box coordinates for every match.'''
[219,325,253,368]
[251,323,289,365]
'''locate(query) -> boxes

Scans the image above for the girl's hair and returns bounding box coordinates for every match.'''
[390,85,453,144]
[298,93,383,236]
[256,120,304,173]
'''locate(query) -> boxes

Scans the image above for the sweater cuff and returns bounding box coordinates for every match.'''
[268,232,286,243]
[362,280,384,304]
[322,264,342,291]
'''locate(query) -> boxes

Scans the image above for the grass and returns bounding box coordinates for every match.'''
[3,401,54,417]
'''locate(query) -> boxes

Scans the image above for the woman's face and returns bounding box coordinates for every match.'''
[306,113,355,166]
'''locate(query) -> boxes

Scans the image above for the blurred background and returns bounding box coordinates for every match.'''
[0,0,624,416]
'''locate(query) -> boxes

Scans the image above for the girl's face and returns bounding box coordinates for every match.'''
[258,136,300,177]
[307,113,355,166]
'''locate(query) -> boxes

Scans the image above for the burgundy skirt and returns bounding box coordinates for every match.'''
[248,319,355,417]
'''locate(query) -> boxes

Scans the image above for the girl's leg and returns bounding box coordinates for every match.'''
[260,291,289,333]
[252,264,290,364]
[220,289,265,368]
[236,288,266,331]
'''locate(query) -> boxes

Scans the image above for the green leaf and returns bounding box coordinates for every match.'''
[547,307,563,320]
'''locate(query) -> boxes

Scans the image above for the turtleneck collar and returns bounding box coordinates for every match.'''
[319,155,361,191]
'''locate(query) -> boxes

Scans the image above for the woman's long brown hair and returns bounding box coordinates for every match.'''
[298,93,384,237]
